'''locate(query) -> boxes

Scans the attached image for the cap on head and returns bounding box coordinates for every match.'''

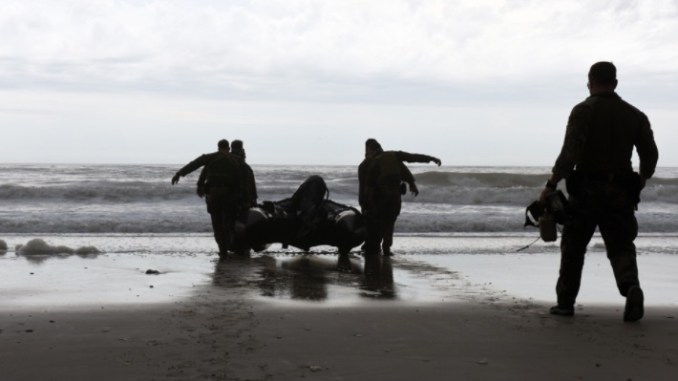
[217,139,230,150]
[588,61,617,86]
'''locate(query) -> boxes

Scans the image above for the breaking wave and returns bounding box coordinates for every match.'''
[1,164,677,233]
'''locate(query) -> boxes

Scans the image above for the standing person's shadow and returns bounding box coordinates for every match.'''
[361,255,396,299]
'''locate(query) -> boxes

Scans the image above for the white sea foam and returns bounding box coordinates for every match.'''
[15,238,101,256]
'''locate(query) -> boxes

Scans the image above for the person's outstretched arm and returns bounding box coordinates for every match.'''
[394,151,441,166]
[171,153,214,185]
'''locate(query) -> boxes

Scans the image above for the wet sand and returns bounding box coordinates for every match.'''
[2,236,678,380]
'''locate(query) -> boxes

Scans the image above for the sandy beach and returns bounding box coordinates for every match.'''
[2,235,678,380]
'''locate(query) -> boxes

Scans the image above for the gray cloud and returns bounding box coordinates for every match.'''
[1,0,677,165]
[2,0,677,93]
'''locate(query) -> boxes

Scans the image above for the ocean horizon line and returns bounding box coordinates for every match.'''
[4,162,678,170]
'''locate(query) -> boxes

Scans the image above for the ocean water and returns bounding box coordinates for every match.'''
[2,164,678,308]
[1,163,677,234]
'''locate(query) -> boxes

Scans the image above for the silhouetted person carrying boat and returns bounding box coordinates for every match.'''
[171,139,242,257]
[360,138,441,256]
[229,139,259,255]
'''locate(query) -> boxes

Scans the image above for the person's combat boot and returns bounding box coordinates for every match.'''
[382,244,393,257]
[623,286,644,322]
[549,305,574,316]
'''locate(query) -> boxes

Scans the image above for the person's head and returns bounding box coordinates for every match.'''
[365,138,383,158]
[231,139,246,159]
[217,139,230,153]
[587,61,618,94]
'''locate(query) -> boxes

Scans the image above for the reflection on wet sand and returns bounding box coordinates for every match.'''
[18,252,100,264]
[361,255,396,299]
[212,254,277,289]
[282,256,329,300]
[211,253,398,302]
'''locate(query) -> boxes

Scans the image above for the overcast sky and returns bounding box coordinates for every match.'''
[1,0,677,166]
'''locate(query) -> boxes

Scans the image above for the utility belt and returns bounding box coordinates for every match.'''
[575,169,633,183]
[567,169,642,207]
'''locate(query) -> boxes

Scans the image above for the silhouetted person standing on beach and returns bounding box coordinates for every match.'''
[541,62,658,322]
[360,138,441,256]
[172,139,241,257]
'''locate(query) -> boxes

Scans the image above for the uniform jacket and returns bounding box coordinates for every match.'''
[553,92,658,179]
